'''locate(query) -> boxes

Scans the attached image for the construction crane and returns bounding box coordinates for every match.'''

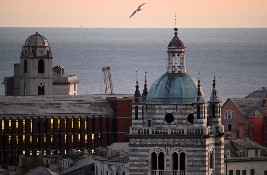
[102,66,114,94]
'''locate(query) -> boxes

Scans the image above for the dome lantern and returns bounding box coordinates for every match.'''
[167,28,186,74]
[21,32,52,58]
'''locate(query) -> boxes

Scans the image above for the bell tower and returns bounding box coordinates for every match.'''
[20,32,53,95]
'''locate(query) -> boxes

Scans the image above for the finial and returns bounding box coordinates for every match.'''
[197,72,201,96]
[213,73,216,89]
[175,12,177,28]
[145,70,147,84]
[174,12,178,36]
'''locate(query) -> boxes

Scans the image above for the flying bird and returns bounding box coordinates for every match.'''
[129,3,146,18]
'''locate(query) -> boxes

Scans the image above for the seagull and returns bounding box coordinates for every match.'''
[129,3,146,18]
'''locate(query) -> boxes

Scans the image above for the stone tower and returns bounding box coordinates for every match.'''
[20,32,53,95]
[128,28,224,175]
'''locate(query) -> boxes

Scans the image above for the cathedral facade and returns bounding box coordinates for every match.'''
[128,28,224,175]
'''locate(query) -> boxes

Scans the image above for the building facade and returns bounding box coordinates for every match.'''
[2,32,78,96]
[128,28,225,175]
[0,95,132,167]
[221,88,267,146]
[224,138,267,175]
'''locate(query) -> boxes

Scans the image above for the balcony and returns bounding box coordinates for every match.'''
[129,126,224,136]
[129,127,203,135]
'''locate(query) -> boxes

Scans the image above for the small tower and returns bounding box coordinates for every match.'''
[20,32,53,95]
[193,75,207,127]
[208,75,224,174]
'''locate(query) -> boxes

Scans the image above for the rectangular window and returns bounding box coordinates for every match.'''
[264,171,267,175]
[250,169,255,175]
[242,170,246,175]
[255,149,259,157]
[2,120,4,131]
[23,119,25,133]
[229,170,233,175]
[16,120,18,129]
[85,134,87,144]
[58,119,60,129]
[227,124,233,131]
[71,119,74,129]
[148,120,151,127]
[51,118,54,130]
[236,170,240,175]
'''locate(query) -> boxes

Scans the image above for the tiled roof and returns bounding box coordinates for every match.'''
[60,156,94,175]
[229,98,267,116]
[245,89,267,98]
[109,142,129,154]
[25,167,58,175]
[232,138,267,149]
[0,95,127,116]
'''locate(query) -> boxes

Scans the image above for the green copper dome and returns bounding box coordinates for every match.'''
[146,73,198,104]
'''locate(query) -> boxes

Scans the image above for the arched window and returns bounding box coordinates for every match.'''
[224,110,235,119]
[172,152,178,170]
[187,113,194,124]
[180,152,186,170]
[38,59,45,73]
[212,104,216,118]
[158,152,164,170]
[209,151,214,169]
[38,86,45,95]
[135,106,138,120]
[197,105,200,119]
[151,152,157,170]
[24,60,27,73]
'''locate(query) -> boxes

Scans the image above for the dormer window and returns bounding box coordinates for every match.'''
[226,150,230,157]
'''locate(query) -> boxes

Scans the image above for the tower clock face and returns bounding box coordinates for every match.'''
[165,113,174,124]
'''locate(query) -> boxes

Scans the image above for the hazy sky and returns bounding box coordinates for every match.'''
[0,0,267,28]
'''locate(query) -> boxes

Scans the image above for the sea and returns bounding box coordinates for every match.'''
[0,28,267,102]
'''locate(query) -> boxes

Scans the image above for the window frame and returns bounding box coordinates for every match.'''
[224,110,235,119]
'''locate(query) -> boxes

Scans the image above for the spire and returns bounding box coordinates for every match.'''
[194,73,206,104]
[134,71,142,103]
[209,74,221,103]
[197,73,202,96]
[213,74,216,89]
[142,71,148,101]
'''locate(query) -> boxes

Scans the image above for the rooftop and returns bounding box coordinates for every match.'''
[24,166,58,175]
[227,98,267,116]
[0,94,131,116]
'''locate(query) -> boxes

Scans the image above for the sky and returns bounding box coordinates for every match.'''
[0,0,267,28]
